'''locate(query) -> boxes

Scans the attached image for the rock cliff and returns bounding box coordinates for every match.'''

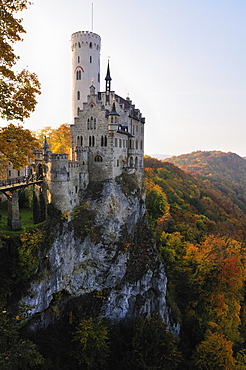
[23,173,178,334]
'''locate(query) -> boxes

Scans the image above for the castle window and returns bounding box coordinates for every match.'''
[136,125,138,133]
[140,140,143,150]
[77,136,80,145]
[141,126,144,134]
[119,139,122,148]
[98,73,100,83]
[78,56,80,63]
[135,157,138,168]
[117,159,119,167]
[132,125,135,135]
[80,136,83,146]
[17,170,20,176]
[77,107,80,116]
[94,118,96,129]
[90,117,93,129]
[89,42,92,49]
[115,138,118,147]
[129,157,134,168]
[95,155,103,162]
[77,91,80,100]
[123,140,125,148]
[101,135,107,147]
[136,140,138,150]
[90,56,92,63]
[76,70,81,80]
[90,135,95,146]
[78,42,81,48]
[87,119,90,129]
[75,186,78,193]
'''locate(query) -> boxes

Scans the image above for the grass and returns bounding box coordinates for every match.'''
[0,201,44,236]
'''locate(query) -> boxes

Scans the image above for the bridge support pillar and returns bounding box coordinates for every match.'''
[8,190,21,230]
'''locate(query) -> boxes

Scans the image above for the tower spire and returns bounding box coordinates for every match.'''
[105,60,112,104]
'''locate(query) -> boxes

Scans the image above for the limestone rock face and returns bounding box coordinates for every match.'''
[23,175,178,333]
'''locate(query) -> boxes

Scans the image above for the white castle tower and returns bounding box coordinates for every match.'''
[71,31,101,119]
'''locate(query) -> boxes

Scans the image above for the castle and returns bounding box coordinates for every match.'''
[35,31,145,213]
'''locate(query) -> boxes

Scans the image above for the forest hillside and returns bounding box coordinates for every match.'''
[144,153,246,368]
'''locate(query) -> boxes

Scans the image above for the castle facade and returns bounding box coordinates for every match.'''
[36,31,145,213]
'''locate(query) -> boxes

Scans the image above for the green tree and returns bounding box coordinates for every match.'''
[0,303,44,369]
[71,317,110,369]
[132,315,181,370]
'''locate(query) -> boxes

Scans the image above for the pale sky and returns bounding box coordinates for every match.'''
[6,0,246,157]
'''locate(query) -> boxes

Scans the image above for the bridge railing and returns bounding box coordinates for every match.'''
[0,174,43,188]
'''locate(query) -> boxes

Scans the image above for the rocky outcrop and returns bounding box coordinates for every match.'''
[23,174,179,334]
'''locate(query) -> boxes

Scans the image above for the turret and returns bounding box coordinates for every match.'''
[108,102,119,132]
[71,31,101,119]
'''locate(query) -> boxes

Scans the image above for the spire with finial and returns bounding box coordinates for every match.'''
[105,60,112,103]
[42,136,49,153]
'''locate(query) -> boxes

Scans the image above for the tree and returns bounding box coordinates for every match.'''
[0,303,44,369]
[71,317,110,369]
[0,1,40,177]
[192,330,235,370]
[132,315,181,370]
[0,0,41,121]
[35,123,72,155]
[0,123,37,176]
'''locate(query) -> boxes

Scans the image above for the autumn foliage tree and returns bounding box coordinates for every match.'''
[0,0,41,177]
[0,123,37,176]
[0,0,41,121]
[35,123,72,155]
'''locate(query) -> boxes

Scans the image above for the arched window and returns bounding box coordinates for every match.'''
[117,159,119,167]
[87,119,90,130]
[140,140,143,150]
[90,117,93,129]
[130,157,134,168]
[94,118,96,129]
[135,157,138,168]
[78,42,81,48]
[95,155,103,162]
[136,140,138,150]
[76,70,81,80]
[77,91,80,100]
[98,73,100,83]
[92,135,95,146]
[77,136,80,145]
[101,136,108,147]
[89,136,91,146]
[90,56,92,63]
[78,56,80,63]
[80,136,83,146]
[77,107,80,116]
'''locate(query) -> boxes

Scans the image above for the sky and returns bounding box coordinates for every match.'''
[6,0,246,157]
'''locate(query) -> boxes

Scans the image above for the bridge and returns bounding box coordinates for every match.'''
[0,174,43,231]
[0,174,43,193]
